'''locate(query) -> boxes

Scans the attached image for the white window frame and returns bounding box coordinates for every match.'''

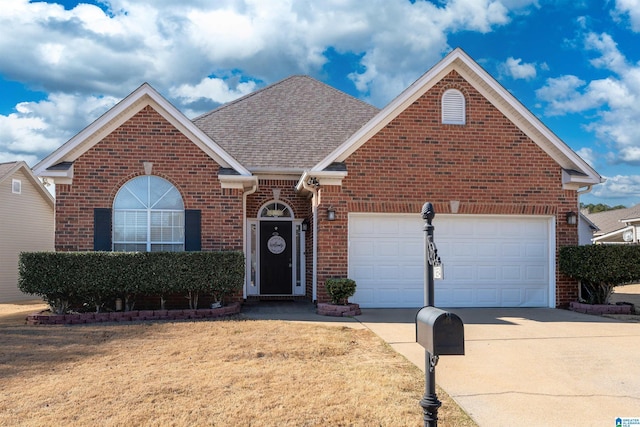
[12,179,21,194]
[112,176,185,252]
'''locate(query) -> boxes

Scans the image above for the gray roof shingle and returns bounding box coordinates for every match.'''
[587,205,640,236]
[193,75,379,171]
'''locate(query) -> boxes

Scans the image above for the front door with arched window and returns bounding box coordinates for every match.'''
[258,201,293,295]
[246,201,306,297]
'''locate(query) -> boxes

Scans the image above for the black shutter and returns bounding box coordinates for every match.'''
[94,208,112,251]
[185,209,201,251]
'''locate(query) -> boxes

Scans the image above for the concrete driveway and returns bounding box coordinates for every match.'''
[357,308,640,427]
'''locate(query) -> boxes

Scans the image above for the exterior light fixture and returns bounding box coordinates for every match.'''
[327,206,336,221]
[566,211,577,225]
[301,219,309,231]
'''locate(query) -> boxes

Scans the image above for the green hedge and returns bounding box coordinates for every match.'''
[559,245,640,304]
[18,251,244,314]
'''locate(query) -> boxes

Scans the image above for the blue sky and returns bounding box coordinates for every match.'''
[1,0,640,206]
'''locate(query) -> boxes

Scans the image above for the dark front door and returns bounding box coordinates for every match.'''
[260,221,292,294]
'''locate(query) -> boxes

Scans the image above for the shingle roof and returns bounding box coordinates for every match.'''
[0,161,18,179]
[586,205,640,236]
[192,75,379,171]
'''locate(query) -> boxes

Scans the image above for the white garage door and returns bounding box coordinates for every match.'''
[348,214,553,308]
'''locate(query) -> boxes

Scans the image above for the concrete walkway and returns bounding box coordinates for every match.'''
[243,301,640,426]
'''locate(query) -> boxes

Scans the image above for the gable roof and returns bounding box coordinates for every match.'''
[193,76,379,173]
[587,205,640,240]
[312,48,603,190]
[33,83,251,182]
[0,161,54,208]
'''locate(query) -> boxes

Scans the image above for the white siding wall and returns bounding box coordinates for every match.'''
[0,169,54,302]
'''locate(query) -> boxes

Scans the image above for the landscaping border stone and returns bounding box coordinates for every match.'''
[25,302,241,325]
[316,302,361,317]
[568,301,633,315]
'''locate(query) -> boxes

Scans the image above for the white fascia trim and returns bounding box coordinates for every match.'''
[314,59,452,172]
[314,48,602,187]
[592,225,631,243]
[295,170,348,193]
[33,83,251,178]
[218,174,259,190]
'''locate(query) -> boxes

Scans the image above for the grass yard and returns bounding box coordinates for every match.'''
[0,303,475,426]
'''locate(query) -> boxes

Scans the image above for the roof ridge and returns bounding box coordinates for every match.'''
[192,75,377,122]
[193,75,303,121]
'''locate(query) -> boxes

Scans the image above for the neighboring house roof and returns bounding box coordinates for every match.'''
[587,205,640,243]
[193,76,379,172]
[312,48,603,191]
[32,83,252,182]
[0,161,54,208]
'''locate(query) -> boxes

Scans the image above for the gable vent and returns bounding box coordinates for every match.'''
[442,89,465,125]
[12,179,21,194]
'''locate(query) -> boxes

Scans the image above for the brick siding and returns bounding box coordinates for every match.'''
[55,105,244,252]
[315,71,579,307]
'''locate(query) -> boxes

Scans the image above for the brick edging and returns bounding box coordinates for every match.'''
[25,302,241,325]
[316,302,362,317]
[568,301,633,315]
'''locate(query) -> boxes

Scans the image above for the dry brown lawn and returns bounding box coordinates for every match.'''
[0,303,475,427]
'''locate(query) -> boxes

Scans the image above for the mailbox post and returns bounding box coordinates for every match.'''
[417,202,464,427]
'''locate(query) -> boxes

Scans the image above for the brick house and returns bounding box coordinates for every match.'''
[33,48,601,308]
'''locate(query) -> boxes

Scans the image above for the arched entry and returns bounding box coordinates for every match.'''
[247,201,305,297]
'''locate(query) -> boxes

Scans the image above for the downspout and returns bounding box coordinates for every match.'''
[300,178,319,302]
[242,182,258,300]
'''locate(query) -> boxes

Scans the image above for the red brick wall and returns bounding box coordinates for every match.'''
[55,105,244,252]
[316,71,579,307]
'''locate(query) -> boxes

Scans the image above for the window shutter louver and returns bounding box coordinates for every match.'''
[442,89,465,125]
[94,208,112,251]
[185,209,201,251]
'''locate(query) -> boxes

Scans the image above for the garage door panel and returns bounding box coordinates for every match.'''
[349,214,551,308]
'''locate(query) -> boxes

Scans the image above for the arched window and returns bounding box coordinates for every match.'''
[442,89,466,125]
[113,176,185,252]
[259,201,293,218]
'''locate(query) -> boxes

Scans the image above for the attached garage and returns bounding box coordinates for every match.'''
[348,213,554,308]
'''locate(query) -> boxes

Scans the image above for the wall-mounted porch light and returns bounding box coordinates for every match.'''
[302,219,309,231]
[566,211,577,225]
[327,206,336,221]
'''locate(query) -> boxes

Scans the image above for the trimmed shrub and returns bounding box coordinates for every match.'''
[559,245,640,304]
[325,278,357,305]
[18,251,244,313]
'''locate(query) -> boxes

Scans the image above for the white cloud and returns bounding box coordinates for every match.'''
[501,57,537,80]
[0,93,117,163]
[613,0,640,32]
[170,77,257,106]
[576,147,596,167]
[0,0,540,162]
[590,174,640,199]
[536,32,640,166]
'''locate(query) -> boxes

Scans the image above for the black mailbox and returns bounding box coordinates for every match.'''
[415,306,465,356]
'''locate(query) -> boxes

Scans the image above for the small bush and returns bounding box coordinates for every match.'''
[559,245,640,304]
[325,278,357,305]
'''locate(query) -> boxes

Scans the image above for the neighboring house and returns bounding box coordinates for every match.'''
[33,48,602,309]
[587,205,640,244]
[0,161,55,302]
[578,212,599,245]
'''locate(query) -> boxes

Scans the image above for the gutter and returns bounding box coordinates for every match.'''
[299,174,319,302]
[242,182,258,299]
